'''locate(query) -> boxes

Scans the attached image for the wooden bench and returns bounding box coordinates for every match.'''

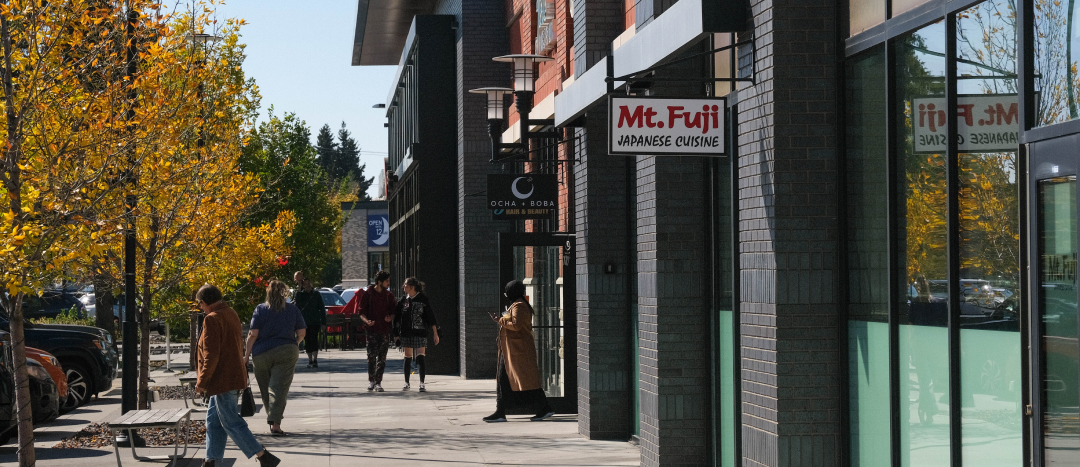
[107,408,192,466]
[177,376,206,408]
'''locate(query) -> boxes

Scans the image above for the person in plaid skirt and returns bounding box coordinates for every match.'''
[392,277,439,391]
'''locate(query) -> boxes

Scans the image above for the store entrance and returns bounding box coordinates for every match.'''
[498,232,577,414]
[1029,139,1080,466]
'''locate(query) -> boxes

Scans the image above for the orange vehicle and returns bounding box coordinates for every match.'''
[25,347,68,410]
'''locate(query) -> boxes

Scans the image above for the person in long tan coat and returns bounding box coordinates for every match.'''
[483,280,555,422]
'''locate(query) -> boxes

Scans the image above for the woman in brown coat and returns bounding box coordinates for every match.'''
[483,280,555,422]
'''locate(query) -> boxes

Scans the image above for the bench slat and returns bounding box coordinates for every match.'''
[109,408,192,428]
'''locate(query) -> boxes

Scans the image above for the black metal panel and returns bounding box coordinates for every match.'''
[701,0,748,33]
[385,15,459,375]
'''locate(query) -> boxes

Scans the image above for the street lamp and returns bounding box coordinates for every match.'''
[470,54,559,162]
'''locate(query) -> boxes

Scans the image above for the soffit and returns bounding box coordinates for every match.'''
[353,0,438,66]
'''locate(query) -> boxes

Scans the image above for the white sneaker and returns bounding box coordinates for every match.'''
[418,382,426,392]
[403,383,411,391]
[375,384,384,392]
[367,382,375,391]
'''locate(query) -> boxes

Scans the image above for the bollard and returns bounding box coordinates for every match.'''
[163,323,172,372]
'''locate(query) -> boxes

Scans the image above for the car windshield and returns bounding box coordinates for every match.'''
[320,291,346,307]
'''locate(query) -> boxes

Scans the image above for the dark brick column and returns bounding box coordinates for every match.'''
[737,0,841,465]
[448,0,512,378]
[636,153,709,466]
[573,0,624,78]
[573,107,634,440]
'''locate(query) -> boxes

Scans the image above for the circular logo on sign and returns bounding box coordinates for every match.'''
[511,177,534,200]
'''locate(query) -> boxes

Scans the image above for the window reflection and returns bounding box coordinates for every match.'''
[1035,0,1080,126]
[956,3,1023,465]
[896,21,951,467]
[846,48,890,467]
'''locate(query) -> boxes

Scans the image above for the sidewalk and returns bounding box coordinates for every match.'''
[2,348,640,466]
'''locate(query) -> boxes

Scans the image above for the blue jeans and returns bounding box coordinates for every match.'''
[205,390,263,461]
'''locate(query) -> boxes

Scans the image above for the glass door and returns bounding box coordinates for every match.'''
[499,232,577,413]
[1035,175,1080,466]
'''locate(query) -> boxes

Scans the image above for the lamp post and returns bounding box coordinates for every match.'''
[470,54,560,162]
[186,32,220,370]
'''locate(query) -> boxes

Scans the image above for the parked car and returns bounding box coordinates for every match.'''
[26,359,59,424]
[0,334,16,445]
[25,347,68,412]
[3,290,86,320]
[319,288,347,308]
[340,288,362,304]
[0,311,117,410]
[0,331,59,424]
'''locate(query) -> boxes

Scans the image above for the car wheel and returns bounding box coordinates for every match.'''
[61,362,92,410]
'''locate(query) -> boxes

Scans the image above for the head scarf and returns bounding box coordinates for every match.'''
[504,280,526,302]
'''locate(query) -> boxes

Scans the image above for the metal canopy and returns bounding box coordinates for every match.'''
[352,0,438,66]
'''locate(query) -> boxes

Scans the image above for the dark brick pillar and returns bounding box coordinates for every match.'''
[573,107,633,440]
[737,0,841,465]
[453,0,512,378]
[636,153,709,466]
[573,0,624,78]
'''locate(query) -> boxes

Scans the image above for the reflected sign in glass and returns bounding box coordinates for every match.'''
[608,96,727,156]
[367,214,390,247]
[912,94,1019,153]
[488,174,558,220]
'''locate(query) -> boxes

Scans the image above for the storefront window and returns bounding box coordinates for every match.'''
[1034,0,1080,126]
[847,46,890,467]
[955,2,1023,465]
[850,0,885,36]
[895,20,950,467]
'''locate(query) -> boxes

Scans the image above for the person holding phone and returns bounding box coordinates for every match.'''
[483,280,554,422]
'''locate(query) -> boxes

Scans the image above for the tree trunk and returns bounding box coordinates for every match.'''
[6,294,36,467]
[93,270,116,339]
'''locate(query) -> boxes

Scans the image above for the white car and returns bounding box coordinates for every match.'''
[340,288,361,304]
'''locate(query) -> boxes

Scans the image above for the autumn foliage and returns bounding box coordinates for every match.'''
[0,2,293,465]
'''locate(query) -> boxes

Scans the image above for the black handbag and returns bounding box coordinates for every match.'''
[240,373,256,417]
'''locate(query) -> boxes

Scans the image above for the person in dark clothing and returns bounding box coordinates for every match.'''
[293,271,327,368]
[359,270,395,392]
[392,277,439,391]
[483,280,554,423]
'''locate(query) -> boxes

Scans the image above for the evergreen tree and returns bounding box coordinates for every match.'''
[315,123,338,185]
[337,122,374,200]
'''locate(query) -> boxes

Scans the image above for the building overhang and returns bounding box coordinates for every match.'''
[555,0,747,126]
[352,0,438,66]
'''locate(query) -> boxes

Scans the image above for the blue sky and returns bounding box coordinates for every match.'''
[207,0,397,199]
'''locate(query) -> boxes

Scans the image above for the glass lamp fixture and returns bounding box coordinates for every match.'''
[493,54,553,93]
[190,33,222,44]
[468,87,514,120]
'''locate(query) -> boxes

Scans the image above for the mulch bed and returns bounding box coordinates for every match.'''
[53,421,206,449]
[150,385,195,401]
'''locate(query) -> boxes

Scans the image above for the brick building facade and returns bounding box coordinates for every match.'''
[354,0,1067,466]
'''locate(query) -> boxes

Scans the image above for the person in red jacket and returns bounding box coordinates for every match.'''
[359,270,395,391]
[194,284,279,467]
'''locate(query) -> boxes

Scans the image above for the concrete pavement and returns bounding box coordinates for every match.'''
[1,348,640,466]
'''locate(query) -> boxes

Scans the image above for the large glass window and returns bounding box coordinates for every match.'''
[955,2,1023,466]
[893,0,934,17]
[1038,176,1079,465]
[895,20,951,467]
[846,46,891,467]
[1035,0,1080,126]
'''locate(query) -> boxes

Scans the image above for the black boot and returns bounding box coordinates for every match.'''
[258,450,281,467]
[483,410,506,423]
[201,460,215,467]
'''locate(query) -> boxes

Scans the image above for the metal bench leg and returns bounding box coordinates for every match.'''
[127,429,150,461]
[111,428,124,466]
